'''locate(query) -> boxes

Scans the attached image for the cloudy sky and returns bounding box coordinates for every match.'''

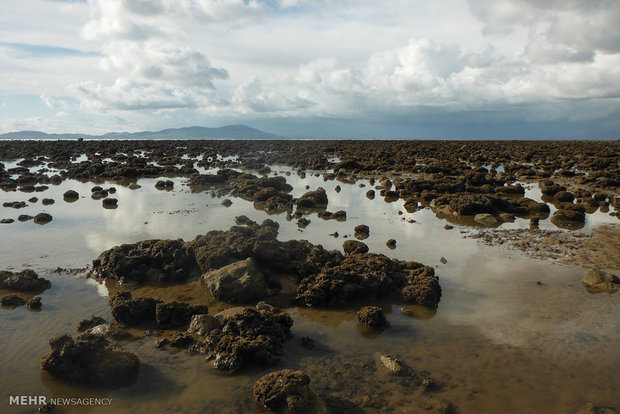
[1,0,619,138]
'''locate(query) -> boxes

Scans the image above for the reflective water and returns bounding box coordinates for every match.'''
[0,164,618,413]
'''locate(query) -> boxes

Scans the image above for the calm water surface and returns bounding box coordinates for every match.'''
[1,162,618,413]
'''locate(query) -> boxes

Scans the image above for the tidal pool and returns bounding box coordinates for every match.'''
[0,164,618,413]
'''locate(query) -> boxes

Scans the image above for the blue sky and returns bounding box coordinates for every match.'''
[1,0,619,138]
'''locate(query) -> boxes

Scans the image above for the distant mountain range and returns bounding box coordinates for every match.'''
[0,125,280,139]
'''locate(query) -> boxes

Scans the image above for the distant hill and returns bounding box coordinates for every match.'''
[0,125,279,139]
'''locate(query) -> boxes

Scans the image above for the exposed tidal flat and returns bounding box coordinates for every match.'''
[0,139,618,414]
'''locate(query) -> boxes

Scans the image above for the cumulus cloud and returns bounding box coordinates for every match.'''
[3,0,619,136]
[73,0,232,112]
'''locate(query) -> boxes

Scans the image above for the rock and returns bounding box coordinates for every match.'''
[63,190,79,201]
[28,197,38,203]
[156,333,195,349]
[204,306,293,372]
[0,269,51,292]
[578,402,617,414]
[552,209,585,223]
[254,369,324,414]
[376,353,404,374]
[40,333,139,384]
[77,315,108,332]
[401,267,442,309]
[474,213,500,227]
[356,306,389,330]
[582,269,619,293]
[366,190,375,199]
[386,239,396,249]
[342,240,369,255]
[187,314,220,336]
[42,198,55,205]
[201,258,267,304]
[3,201,26,209]
[102,197,118,207]
[221,198,233,207]
[1,218,14,224]
[213,306,247,320]
[499,213,516,222]
[87,324,130,340]
[554,191,575,202]
[34,213,53,224]
[1,294,26,307]
[440,257,447,264]
[155,301,209,329]
[18,214,33,222]
[235,215,256,226]
[301,336,315,350]
[109,291,161,325]
[91,239,199,283]
[155,180,174,189]
[297,217,310,228]
[296,187,328,209]
[26,296,42,310]
[354,224,370,240]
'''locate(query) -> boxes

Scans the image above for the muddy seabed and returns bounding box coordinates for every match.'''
[0,140,618,414]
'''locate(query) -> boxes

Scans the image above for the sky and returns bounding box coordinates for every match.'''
[1,0,619,139]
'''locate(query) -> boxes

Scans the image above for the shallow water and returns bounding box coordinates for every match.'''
[1,163,619,413]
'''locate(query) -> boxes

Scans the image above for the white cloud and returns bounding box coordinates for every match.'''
[1,0,620,136]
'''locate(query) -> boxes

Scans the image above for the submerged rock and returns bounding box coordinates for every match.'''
[203,306,293,372]
[202,257,267,304]
[582,269,619,293]
[1,294,26,307]
[254,369,325,414]
[77,315,108,332]
[474,213,500,227]
[356,306,389,330]
[376,353,405,374]
[40,333,139,384]
[0,269,51,292]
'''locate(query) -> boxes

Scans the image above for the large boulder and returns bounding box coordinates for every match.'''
[0,269,51,292]
[40,333,139,384]
[91,239,199,283]
[582,269,619,293]
[254,369,325,414]
[201,258,267,303]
